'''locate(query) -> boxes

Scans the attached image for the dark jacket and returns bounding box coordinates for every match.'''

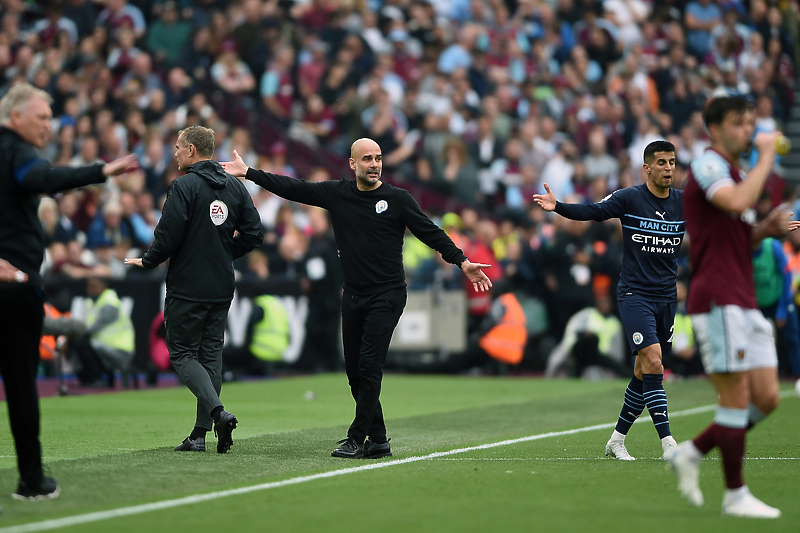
[142,160,263,302]
[0,126,105,286]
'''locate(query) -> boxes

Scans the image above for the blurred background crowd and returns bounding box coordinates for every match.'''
[5,0,800,381]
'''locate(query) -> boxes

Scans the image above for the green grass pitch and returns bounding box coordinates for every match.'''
[1,374,798,532]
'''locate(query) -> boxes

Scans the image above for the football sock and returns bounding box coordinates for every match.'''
[210,406,223,423]
[747,402,767,430]
[614,375,644,436]
[189,427,208,440]
[715,407,748,489]
[643,373,671,439]
[692,407,748,489]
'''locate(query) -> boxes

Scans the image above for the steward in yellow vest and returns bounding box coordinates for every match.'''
[249,295,290,362]
[71,277,135,386]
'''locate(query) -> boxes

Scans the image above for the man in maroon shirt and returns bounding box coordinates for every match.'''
[667,95,798,518]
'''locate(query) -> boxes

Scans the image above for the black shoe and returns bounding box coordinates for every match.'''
[174,437,206,452]
[364,438,392,459]
[331,437,364,458]
[214,410,238,454]
[13,476,60,501]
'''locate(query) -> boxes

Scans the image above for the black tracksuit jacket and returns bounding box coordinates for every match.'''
[0,127,105,286]
[142,160,263,302]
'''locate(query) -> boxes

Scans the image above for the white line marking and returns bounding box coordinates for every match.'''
[436,457,800,461]
[2,392,796,533]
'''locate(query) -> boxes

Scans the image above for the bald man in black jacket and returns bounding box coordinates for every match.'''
[223,138,492,459]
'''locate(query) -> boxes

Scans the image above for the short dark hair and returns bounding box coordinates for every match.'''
[702,96,754,129]
[643,140,676,163]
[178,125,215,158]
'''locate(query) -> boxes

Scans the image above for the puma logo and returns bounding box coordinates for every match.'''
[655,211,665,220]
[653,411,667,417]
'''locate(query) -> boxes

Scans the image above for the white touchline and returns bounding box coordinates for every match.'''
[2,391,796,533]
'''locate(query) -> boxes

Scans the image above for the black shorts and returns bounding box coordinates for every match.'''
[618,296,676,355]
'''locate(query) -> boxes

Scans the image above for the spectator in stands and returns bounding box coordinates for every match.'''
[260,44,296,123]
[97,0,146,40]
[25,0,78,51]
[38,196,60,249]
[146,1,192,69]
[63,0,97,40]
[53,192,83,244]
[86,199,131,250]
[410,251,465,292]
[426,137,479,206]
[107,27,141,84]
[463,219,503,334]
[584,125,620,183]
[210,40,256,124]
[684,0,722,59]
[119,190,153,250]
[290,94,337,148]
[298,39,330,98]
[240,249,270,283]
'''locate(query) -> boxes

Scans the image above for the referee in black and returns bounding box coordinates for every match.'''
[222,138,492,458]
[0,82,136,500]
[126,126,263,453]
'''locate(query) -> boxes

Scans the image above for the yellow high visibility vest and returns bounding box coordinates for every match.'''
[86,288,134,354]
[249,295,290,361]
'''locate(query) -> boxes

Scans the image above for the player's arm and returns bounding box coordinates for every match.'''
[708,132,778,215]
[221,149,330,208]
[532,182,623,221]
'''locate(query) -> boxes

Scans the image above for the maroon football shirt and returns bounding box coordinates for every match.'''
[684,149,758,314]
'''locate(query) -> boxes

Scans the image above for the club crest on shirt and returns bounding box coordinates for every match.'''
[632,332,643,345]
[210,200,228,226]
[375,200,388,214]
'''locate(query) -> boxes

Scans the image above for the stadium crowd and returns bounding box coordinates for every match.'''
[4,0,800,377]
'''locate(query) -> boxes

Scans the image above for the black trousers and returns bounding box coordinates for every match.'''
[0,284,45,485]
[164,297,230,431]
[341,287,406,444]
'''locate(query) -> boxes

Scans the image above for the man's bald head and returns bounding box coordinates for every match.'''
[350,138,381,160]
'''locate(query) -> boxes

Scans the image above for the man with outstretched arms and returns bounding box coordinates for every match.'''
[222,138,492,459]
[534,140,682,460]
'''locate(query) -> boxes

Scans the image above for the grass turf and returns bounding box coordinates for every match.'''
[0,374,797,532]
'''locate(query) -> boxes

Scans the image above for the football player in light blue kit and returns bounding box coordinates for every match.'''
[534,140,682,460]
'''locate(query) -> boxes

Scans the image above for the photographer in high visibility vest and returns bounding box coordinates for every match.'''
[69,276,135,387]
